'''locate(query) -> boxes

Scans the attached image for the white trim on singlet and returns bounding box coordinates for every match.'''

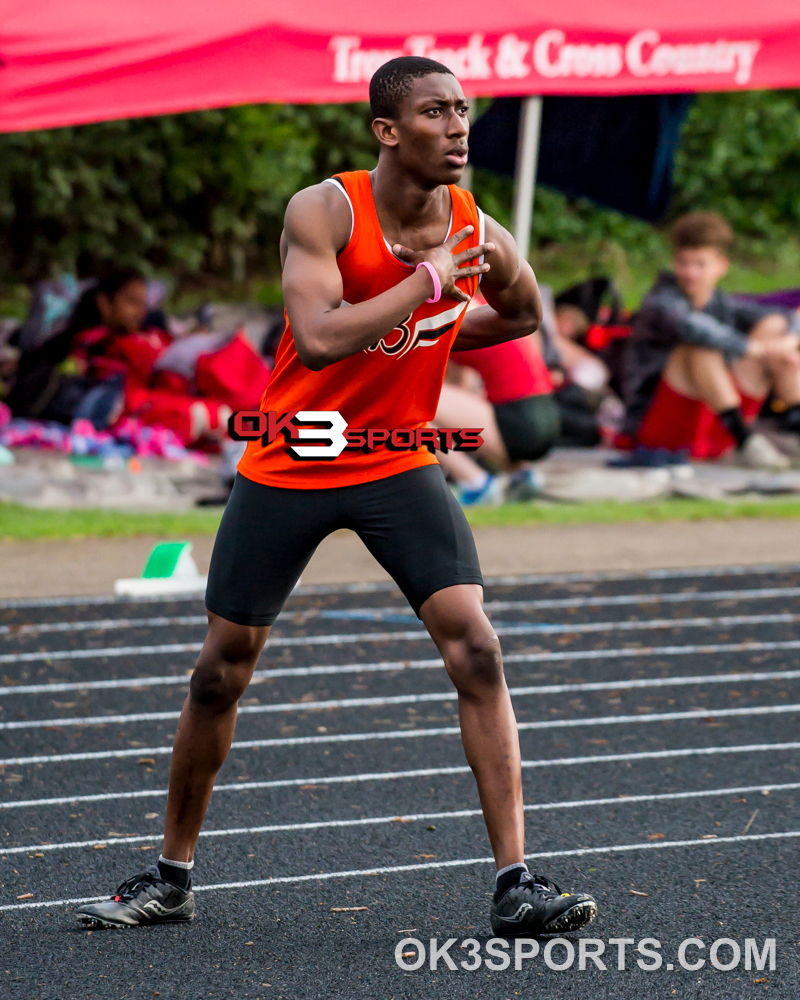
[324,176,463,267]
[322,177,355,248]
[476,206,486,284]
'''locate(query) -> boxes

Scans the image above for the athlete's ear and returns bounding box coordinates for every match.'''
[372,117,399,148]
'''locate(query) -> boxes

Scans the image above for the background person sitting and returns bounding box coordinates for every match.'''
[67,268,226,444]
[434,323,560,505]
[10,268,270,447]
[622,212,800,469]
[6,269,144,430]
[551,278,618,398]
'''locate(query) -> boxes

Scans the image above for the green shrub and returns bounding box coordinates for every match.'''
[2,89,800,294]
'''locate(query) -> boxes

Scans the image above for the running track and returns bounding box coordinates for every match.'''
[1,565,799,998]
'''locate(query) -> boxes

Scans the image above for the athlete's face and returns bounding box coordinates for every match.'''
[375,73,470,186]
[673,247,729,309]
[96,279,148,334]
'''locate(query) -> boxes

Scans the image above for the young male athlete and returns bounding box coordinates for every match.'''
[77,56,598,936]
[624,211,800,467]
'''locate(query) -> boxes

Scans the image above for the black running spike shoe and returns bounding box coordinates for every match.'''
[76,866,195,929]
[490,871,597,937]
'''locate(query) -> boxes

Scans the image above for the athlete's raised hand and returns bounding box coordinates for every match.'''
[391,225,494,303]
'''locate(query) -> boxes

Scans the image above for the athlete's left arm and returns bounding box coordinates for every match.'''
[450,215,542,351]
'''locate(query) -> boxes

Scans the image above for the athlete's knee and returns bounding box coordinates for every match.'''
[190,654,253,709]
[665,344,723,388]
[750,315,789,342]
[681,344,726,372]
[769,339,800,370]
[443,627,504,695]
[669,343,701,364]
[190,624,265,710]
[190,661,251,711]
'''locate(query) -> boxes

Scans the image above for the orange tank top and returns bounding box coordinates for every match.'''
[238,170,484,489]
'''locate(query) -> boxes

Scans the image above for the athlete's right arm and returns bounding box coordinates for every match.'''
[280,184,490,371]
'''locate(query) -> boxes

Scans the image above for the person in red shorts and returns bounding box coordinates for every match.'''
[76,56,598,938]
[623,212,800,468]
[435,301,559,504]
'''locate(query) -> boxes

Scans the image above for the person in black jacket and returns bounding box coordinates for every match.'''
[623,212,800,468]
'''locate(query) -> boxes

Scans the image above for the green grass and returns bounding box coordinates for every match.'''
[465,496,800,528]
[0,502,223,541]
[5,496,800,541]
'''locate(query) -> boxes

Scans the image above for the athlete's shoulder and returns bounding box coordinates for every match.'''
[282,178,354,258]
[285,179,350,229]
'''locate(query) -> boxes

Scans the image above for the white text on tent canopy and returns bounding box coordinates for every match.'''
[624,31,760,85]
[330,34,495,83]
[330,31,762,87]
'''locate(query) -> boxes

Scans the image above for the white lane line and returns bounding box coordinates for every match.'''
[0,658,442,695]
[313,586,800,619]
[6,665,800,730]
[2,656,797,702]
[0,642,205,664]
[4,828,799,912]
[3,586,796,638]
[6,620,800,698]
[2,560,797,611]
[0,629,437,663]
[4,604,799,646]
[487,587,800,612]
[4,738,800,790]
[7,626,800,673]
[4,780,798,858]
[0,594,206,611]
[3,584,799,636]
[298,563,800,593]
[0,615,207,637]
[4,703,800,764]
[486,563,800,586]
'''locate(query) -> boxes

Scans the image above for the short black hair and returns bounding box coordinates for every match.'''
[96,267,145,299]
[369,56,454,119]
[65,267,145,337]
[670,212,734,254]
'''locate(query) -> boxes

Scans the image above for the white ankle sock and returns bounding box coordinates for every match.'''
[463,470,489,491]
[496,862,527,883]
[158,855,194,870]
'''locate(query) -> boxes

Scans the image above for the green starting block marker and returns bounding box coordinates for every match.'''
[115,541,207,597]
[142,542,197,579]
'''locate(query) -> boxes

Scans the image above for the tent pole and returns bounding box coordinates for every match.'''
[512,95,542,261]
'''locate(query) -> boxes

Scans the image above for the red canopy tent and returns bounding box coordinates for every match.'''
[3,0,800,132]
[3,1,800,248]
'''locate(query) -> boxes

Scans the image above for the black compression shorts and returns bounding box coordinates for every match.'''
[493,393,561,463]
[205,465,483,627]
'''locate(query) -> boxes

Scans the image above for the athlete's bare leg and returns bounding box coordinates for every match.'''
[161,613,271,862]
[435,447,491,486]
[420,584,524,870]
[433,382,509,466]
[662,343,741,411]
[663,317,800,412]
[162,592,524,868]
[732,315,800,406]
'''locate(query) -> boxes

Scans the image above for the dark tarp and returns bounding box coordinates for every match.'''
[469,94,694,221]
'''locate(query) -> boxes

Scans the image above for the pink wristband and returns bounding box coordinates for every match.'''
[416,261,442,304]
